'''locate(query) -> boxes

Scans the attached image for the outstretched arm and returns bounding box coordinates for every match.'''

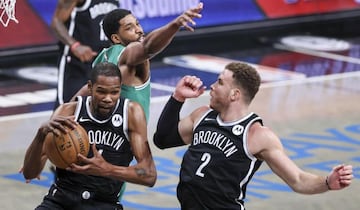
[250,124,353,194]
[120,2,203,66]
[153,75,206,149]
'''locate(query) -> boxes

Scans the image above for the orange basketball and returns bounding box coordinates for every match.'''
[44,124,90,169]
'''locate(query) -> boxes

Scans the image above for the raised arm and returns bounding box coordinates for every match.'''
[153,75,206,149]
[249,124,353,194]
[120,2,203,66]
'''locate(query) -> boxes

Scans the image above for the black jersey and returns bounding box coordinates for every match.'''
[62,0,119,53]
[177,110,263,210]
[56,96,132,203]
[55,0,120,106]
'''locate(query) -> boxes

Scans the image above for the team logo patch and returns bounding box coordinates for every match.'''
[112,114,122,127]
[232,125,244,136]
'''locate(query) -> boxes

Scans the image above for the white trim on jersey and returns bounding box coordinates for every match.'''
[57,5,78,105]
[193,108,212,131]
[237,114,262,202]
[76,0,92,12]
[84,96,120,124]
[123,98,130,141]
[243,114,262,160]
[57,55,66,105]
[74,96,83,121]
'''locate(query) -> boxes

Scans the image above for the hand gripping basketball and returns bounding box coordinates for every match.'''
[44,124,90,169]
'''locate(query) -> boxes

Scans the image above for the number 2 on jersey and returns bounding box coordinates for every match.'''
[195,153,211,177]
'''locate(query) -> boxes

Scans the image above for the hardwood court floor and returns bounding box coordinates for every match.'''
[0,71,359,210]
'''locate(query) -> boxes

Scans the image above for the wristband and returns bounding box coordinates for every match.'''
[70,41,80,52]
[325,176,332,190]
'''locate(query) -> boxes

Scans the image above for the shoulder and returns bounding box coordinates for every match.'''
[111,44,126,51]
[127,100,142,111]
[191,105,211,123]
[53,101,78,116]
[248,123,275,139]
[127,100,145,119]
[104,45,126,57]
[247,123,282,160]
[119,41,143,60]
[126,100,147,130]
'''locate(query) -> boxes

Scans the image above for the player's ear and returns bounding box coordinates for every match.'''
[111,34,121,44]
[230,88,240,101]
[87,81,92,93]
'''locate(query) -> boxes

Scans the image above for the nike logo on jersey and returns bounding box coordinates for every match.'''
[79,117,92,122]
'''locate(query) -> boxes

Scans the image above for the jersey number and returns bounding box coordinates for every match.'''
[195,153,211,177]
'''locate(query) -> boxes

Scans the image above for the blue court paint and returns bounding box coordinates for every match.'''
[2,122,359,209]
[3,172,54,188]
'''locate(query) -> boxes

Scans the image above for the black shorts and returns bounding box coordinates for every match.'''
[35,184,123,210]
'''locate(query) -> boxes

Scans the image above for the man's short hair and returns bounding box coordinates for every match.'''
[90,62,122,84]
[102,9,132,41]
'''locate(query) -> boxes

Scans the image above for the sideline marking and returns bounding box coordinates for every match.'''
[2,71,359,122]
[260,70,360,88]
[274,43,360,65]
[0,111,52,122]
[163,54,306,82]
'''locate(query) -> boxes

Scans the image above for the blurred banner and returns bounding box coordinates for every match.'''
[1,0,359,51]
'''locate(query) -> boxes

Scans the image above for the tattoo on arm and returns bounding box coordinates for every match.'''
[135,168,146,177]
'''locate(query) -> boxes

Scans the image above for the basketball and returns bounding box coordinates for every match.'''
[44,124,90,169]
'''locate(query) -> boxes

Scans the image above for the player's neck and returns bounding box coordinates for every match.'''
[218,104,249,123]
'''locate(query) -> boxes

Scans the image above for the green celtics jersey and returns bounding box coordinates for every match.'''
[93,45,151,121]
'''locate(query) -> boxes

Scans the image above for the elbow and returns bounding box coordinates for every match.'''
[50,17,59,31]
[137,162,157,187]
[288,182,310,195]
[22,170,37,181]
[146,176,157,187]
[23,172,31,180]
[153,133,165,150]
[153,131,185,149]
[143,167,157,187]
[153,139,166,150]
[23,174,33,181]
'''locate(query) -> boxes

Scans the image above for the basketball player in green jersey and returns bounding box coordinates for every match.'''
[75,3,204,121]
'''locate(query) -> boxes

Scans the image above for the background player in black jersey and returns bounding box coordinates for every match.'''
[22,62,156,210]
[51,0,119,109]
[153,62,353,210]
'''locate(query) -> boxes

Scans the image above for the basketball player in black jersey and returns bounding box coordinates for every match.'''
[22,62,156,210]
[51,0,119,109]
[153,62,353,210]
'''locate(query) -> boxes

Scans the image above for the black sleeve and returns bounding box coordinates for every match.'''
[153,96,186,149]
